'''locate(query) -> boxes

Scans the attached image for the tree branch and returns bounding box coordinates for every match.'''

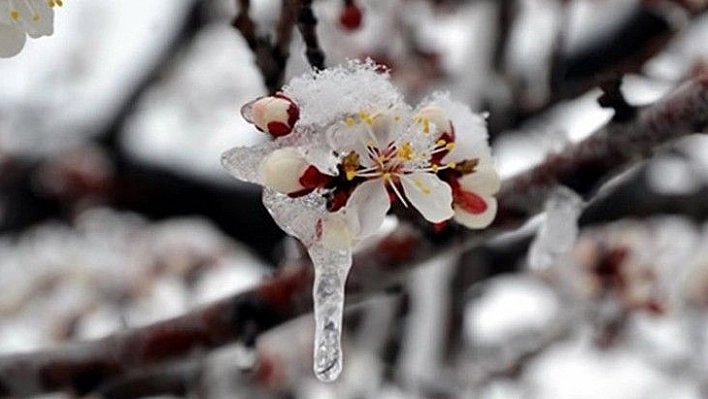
[0,75,707,397]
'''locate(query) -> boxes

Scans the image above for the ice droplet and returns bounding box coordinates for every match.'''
[308,243,352,382]
[240,98,257,124]
[528,186,584,271]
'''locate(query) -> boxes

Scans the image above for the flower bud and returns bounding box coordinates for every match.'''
[241,95,299,137]
[259,147,309,194]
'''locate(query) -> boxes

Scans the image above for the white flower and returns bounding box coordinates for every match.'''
[0,0,59,58]
[222,60,500,252]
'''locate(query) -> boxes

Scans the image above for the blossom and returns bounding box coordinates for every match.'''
[222,60,500,251]
[0,0,60,58]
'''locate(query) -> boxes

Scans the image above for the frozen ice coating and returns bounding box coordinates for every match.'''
[309,243,352,382]
[221,59,500,381]
[528,187,584,271]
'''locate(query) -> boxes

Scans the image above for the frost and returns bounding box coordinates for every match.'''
[528,186,584,271]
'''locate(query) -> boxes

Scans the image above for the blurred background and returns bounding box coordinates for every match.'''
[2,0,708,397]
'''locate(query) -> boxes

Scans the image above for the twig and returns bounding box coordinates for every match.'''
[232,0,301,94]
[297,0,326,70]
[495,74,708,225]
[0,75,707,397]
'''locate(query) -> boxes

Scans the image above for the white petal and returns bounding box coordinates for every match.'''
[400,173,454,223]
[368,112,393,147]
[0,23,26,58]
[415,105,452,136]
[326,123,370,165]
[346,179,390,238]
[0,2,12,24]
[459,162,501,195]
[25,0,53,38]
[319,213,354,251]
[453,195,497,229]
[10,0,53,38]
[258,147,308,194]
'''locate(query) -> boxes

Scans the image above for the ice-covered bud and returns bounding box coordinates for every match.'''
[451,163,501,229]
[415,106,453,138]
[0,0,59,58]
[259,147,311,194]
[241,94,299,137]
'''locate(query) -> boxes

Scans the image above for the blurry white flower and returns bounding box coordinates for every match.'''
[222,60,500,251]
[0,0,59,58]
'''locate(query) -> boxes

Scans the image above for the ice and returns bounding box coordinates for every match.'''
[308,243,352,382]
[528,186,584,271]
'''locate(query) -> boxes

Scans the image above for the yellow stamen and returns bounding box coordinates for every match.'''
[445,142,455,151]
[10,9,20,21]
[382,173,392,181]
[431,164,439,173]
[436,139,446,147]
[56,0,63,6]
[346,170,356,181]
[33,13,40,21]
[397,143,414,161]
[345,116,355,127]
[358,111,373,125]
[447,162,456,169]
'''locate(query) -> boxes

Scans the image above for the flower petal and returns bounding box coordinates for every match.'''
[0,23,26,58]
[326,123,370,165]
[453,195,497,229]
[346,179,390,238]
[11,0,53,38]
[400,173,453,223]
[458,162,501,195]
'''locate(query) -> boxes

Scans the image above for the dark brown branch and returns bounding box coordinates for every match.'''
[297,0,326,70]
[0,76,707,397]
[495,75,708,226]
[233,0,300,94]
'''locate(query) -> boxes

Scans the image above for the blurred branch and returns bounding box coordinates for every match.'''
[297,0,326,70]
[233,0,300,94]
[495,74,708,225]
[492,4,708,136]
[0,73,706,397]
[234,0,325,93]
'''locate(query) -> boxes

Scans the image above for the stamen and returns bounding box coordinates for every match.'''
[345,116,355,127]
[397,143,414,161]
[387,180,408,207]
[10,9,20,21]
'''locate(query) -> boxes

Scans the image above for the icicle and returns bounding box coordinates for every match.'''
[528,186,584,271]
[308,243,352,382]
